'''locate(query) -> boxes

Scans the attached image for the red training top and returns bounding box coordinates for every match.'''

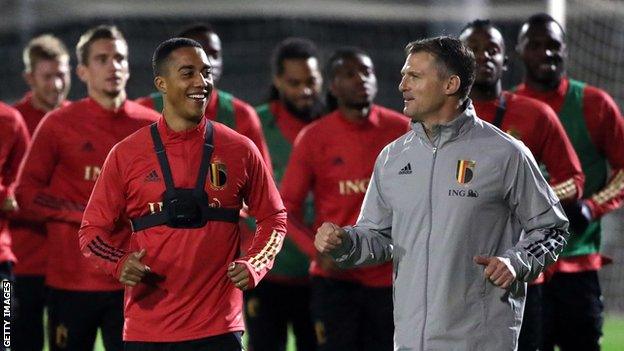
[79,117,286,342]
[15,98,159,290]
[11,93,70,275]
[0,102,28,263]
[281,105,410,287]
[516,78,624,273]
[473,91,584,202]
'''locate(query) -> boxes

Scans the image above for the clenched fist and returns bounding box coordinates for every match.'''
[119,249,150,287]
[227,262,251,291]
[474,255,516,289]
[315,222,346,254]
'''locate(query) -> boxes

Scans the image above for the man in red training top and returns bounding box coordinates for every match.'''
[281,47,409,351]
[514,13,624,351]
[12,33,71,351]
[79,38,286,350]
[136,23,271,167]
[246,37,324,351]
[15,25,159,351]
[0,103,28,284]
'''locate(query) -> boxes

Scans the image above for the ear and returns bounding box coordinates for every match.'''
[503,55,509,72]
[76,64,88,83]
[154,76,166,94]
[445,75,461,96]
[272,75,283,91]
[23,71,34,87]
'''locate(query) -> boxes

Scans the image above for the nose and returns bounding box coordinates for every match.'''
[544,49,555,57]
[398,75,408,92]
[474,49,490,63]
[301,86,312,97]
[198,72,212,88]
[53,76,64,91]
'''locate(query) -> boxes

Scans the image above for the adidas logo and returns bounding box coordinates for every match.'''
[144,170,160,182]
[399,163,412,175]
[81,141,95,152]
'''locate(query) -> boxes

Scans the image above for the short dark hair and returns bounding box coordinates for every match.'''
[76,25,126,65]
[459,19,505,50]
[271,37,319,76]
[326,47,369,81]
[325,47,371,111]
[518,13,566,41]
[460,19,493,35]
[176,23,215,38]
[152,37,203,77]
[268,37,320,101]
[405,36,475,101]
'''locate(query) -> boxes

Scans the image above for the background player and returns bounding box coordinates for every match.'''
[12,34,71,351]
[281,47,409,351]
[515,13,624,351]
[245,37,323,351]
[15,25,159,351]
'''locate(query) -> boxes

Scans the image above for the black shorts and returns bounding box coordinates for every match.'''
[244,279,315,351]
[519,271,603,351]
[310,277,393,351]
[47,288,124,351]
[14,275,46,351]
[124,332,243,351]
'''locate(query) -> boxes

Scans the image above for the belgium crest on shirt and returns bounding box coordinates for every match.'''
[456,160,476,184]
[209,162,228,189]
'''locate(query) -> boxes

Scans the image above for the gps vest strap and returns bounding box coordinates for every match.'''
[492,93,507,128]
[129,121,239,232]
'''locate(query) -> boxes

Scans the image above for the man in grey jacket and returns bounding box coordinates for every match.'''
[315,36,570,351]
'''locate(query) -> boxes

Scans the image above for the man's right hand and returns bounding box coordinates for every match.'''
[119,249,150,287]
[315,222,346,254]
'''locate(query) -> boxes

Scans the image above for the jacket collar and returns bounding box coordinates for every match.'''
[411,100,477,148]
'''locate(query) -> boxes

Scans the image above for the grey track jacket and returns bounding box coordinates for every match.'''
[332,103,569,351]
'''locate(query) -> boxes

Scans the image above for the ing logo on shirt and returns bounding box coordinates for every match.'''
[456,160,476,184]
[209,162,227,189]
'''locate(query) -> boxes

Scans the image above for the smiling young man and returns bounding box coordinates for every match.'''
[281,47,409,351]
[245,37,323,351]
[11,34,71,351]
[314,37,570,350]
[136,24,271,167]
[514,13,624,351]
[79,38,286,351]
[15,25,159,351]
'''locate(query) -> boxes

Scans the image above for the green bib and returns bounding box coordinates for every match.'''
[255,103,312,278]
[557,79,608,257]
[148,90,236,128]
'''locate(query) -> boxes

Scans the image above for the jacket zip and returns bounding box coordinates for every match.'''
[421,137,439,351]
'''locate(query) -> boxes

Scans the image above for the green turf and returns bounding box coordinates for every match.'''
[43,315,624,351]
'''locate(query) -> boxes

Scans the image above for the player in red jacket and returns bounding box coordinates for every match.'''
[0,103,28,280]
[12,34,71,351]
[246,37,324,351]
[515,14,624,351]
[281,48,409,351]
[136,23,271,168]
[79,38,285,350]
[15,26,159,351]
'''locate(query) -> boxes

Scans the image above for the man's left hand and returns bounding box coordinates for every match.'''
[474,256,516,289]
[1,196,17,212]
[227,262,250,291]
